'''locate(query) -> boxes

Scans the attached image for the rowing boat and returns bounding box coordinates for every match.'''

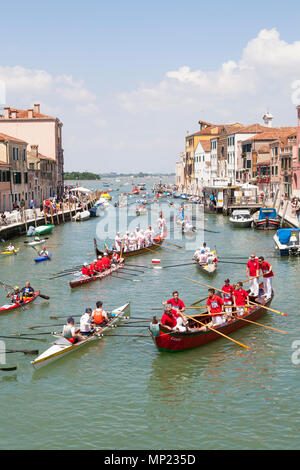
[69,263,123,288]
[34,254,52,262]
[31,302,130,369]
[149,288,273,352]
[194,259,217,275]
[24,239,46,246]
[94,233,166,259]
[1,249,19,256]
[0,291,40,314]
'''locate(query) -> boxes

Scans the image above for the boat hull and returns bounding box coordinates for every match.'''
[35,225,55,235]
[229,219,253,228]
[195,260,217,275]
[1,248,19,255]
[254,219,279,230]
[31,302,130,369]
[94,235,166,259]
[34,254,52,262]
[150,295,273,352]
[69,263,123,288]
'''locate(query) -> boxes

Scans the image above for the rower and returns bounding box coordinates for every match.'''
[222,279,234,314]
[62,317,80,344]
[199,250,208,264]
[21,281,35,298]
[81,262,91,277]
[92,301,109,327]
[7,286,22,304]
[115,232,122,251]
[129,233,136,250]
[101,253,111,270]
[89,259,97,276]
[111,252,120,264]
[39,245,49,257]
[95,255,104,272]
[80,308,94,337]
[202,242,211,253]
[160,305,178,330]
[233,282,250,317]
[162,290,186,314]
[206,288,226,327]
[246,253,260,297]
[6,242,15,252]
[258,256,274,300]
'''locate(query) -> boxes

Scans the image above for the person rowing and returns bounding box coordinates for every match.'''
[21,281,35,298]
[115,232,122,251]
[92,301,109,327]
[162,291,187,330]
[6,242,15,252]
[233,282,250,317]
[79,308,94,337]
[39,245,49,257]
[222,279,234,314]
[89,259,97,276]
[7,286,22,304]
[62,317,80,344]
[81,262,91,277]
[95,255,104,272]
[101,253,111,270]
[206,288,226,327]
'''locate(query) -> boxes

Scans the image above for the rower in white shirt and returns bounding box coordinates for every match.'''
[138,230,145,248]
[129,232,136,250]
[80,308,94,337]
[115,232,122,251]
[202,242,211,253]
[122,231,130,252]
[6,242,15,252]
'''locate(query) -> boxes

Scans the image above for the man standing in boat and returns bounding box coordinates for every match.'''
[162,291,187,326]
[258,256,274,300]
[246,253,260,297]
[206,289,226,327]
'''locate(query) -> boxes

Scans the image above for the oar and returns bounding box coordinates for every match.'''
[49,271,79,280]
[117,270,139,276]
[1,349,39,355]
[110,273,141,282]
[49,314,83,320]
[52,265,83,275]
[223,310,287,334]
[185,313,250,349]
[249,301,287,317]
[0,366,17,371]
[151,306,206,311]
[218,260,246,265]
[165,240,183,249]
[153,243,184,253]
[38,293,50,300]
[154,262,197,269]
[0,335,46,341]
[125,264,153,270]
[26,322,67,330]
[118,266,144,273]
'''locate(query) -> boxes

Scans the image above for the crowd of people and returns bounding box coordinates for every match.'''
[193,243,218,265]
[80,251,120,278]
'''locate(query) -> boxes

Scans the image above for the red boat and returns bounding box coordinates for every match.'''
[149,289,274,352]
[0,291,40,314]
[132,186,140,194]
[69,264,123,288]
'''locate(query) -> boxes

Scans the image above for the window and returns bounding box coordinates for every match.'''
[247,160,252,169]
[24,172,28,184]
[13,172,22,184]
[275,147,278,157]
[23,149,26,161]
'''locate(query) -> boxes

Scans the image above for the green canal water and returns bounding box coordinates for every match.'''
[0,178,299,450]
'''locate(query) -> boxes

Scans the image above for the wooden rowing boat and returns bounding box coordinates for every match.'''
[149,289,273,352]
[69,263,123,288]
[194,259,217,275]
[94,234,166,259]
[0,291,40,314]
[31,302,130,369]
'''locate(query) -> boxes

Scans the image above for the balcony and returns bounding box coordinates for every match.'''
[280,168,292,177]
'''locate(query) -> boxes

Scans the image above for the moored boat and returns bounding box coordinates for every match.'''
[35,225,55,235]
[69,263,123,288]
[229,209,253,228]
[31,302,130,369]
[149,288,273,352]
[0,291,40,314]
[274,228,300,255]
[72,210,90,221]
[253,208,279,230]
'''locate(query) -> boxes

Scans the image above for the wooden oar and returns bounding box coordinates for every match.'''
[26,322,66,330]
[153,243,184,253]
[249,301,287,317]
[155,262,197,269]
[185,314,250,350]
[165,240,183,249]
[117,269,139,276]
[1,349,39,355]
[38,293,50,300]
[223,311,287,334]
[0,335,46,341]
[0,366,17,372]
[125,264,153,270]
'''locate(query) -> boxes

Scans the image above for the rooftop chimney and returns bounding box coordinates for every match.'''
[30,144,39,158]
[11,110,17,119]
[28,109,33,119]
[34,103,40,115]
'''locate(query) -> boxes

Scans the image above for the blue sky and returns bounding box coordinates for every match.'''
[1,0,300,172]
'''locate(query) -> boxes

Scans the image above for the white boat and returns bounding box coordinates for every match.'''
[72,210,90,221]
[24,238,46,246]
[274,228,300,256]
[31,302,130,369]
[229,209,253,228]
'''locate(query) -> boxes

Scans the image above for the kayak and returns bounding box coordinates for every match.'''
[0,291,40,313]
[1,249,19,255]
[34,254,52,262]
[24,239,46,246]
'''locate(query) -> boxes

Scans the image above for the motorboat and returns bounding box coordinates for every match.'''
[229,209,253,228]
[274,228,300,255]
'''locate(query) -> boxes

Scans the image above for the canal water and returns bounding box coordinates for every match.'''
[0,178,299,450]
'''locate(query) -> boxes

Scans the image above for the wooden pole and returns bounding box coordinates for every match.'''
[56,203,59,224]
[49,202,54,225]
[62,201,65,223]
[42,202,48,225]
[34,208,37,228]
[68,199,72,221]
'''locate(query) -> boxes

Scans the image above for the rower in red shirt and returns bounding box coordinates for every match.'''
[246,253,260,297]
[233,282,249,317]
[160,305,178,330]
[162,291,187,330]
[89,259,97,276]
[222,279,234,314]
[258,256,274,300]
[101,254,111,270]
[81,262,91,277]
[95,256,104,272]
[206,288,226,327]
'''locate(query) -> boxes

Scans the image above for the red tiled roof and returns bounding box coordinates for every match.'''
[198,139,211,152]
[242,127,297,143]
[0,132,27,144]
[2,107,54,120]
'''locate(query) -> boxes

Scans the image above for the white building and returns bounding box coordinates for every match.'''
[194,140,212,189]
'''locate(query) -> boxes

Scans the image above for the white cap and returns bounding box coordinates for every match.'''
[84,262,88,266]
